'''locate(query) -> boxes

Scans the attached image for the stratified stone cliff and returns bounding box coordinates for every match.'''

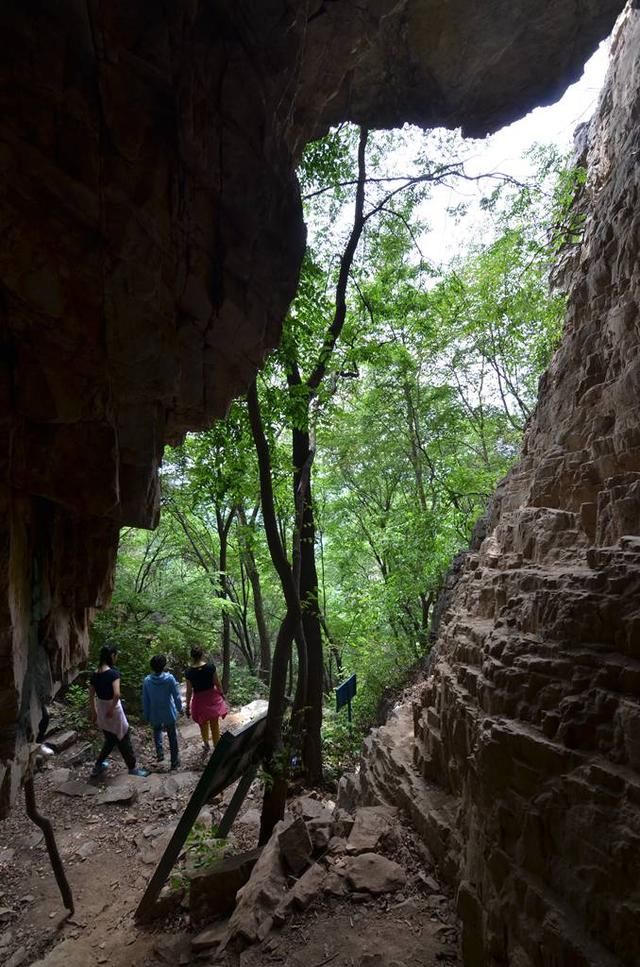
[356,8,640,966]
[0,0,624,815]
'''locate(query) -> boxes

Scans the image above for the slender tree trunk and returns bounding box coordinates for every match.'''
[292,425,324,785]
[237,505,271,684]
[247,380,303,842]
[320,611,342,689]
[216,509,235,693]
[284,127,370,785]
[258,612,296,845]
[236,562,256,672]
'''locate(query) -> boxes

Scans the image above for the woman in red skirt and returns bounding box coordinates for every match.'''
[185,645,229,752]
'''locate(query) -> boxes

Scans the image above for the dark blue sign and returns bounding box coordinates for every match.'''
[336,673,357,721]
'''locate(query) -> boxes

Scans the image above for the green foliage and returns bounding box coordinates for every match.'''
[170,824,228,890]
[91,523,224,710]
[94,124,582,778]
[59,682,91,733]
[227,661,268,706]
[321,706,361,773]
[298,125,358,199]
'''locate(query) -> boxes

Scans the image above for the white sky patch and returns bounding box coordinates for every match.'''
[421,39,610,264]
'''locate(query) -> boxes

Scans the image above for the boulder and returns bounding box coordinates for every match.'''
[307,818,332,851]
[420,874,441,894]
[344,853,407,895]
[220,819,290,950]
[336,773,362,812]
[137,884,186,923]
[328,836,347,854]
[290,796,333,823]
[96,783,137,805]
[346,806,398,855]
[74,840,98,860]
[29,940,95,967]
[137,827,174,867]
[278,816,312,875]
[189,848,261,926]
[163,772,199,796]
[323,867,349,896]
[332,808,356,839]
[55,780,98,798]
[287,861,328,912]
[191,922,227,953]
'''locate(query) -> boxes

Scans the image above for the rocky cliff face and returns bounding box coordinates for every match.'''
[0,1,624,815]
[374,8,640,965]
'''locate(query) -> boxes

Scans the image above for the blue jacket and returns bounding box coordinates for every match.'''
[142,672,182,726]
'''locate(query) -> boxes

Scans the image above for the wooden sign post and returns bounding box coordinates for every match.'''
[135,711,267,922]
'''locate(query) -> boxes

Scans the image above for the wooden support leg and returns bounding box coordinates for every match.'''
[217,764,258,839]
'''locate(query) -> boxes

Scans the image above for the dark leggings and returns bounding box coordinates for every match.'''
[37,705,50,743]
[96,728,136,770]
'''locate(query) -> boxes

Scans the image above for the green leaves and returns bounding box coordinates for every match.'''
[96,124,581,764]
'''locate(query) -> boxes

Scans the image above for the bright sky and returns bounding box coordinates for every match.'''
[421,37,611,264]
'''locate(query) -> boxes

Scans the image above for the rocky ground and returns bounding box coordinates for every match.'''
[0,699,461,967]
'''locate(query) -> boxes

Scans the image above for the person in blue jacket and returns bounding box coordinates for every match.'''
[142,654,183,770]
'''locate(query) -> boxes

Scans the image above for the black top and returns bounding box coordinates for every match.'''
[90,667,120,700]
[185,663,216,693]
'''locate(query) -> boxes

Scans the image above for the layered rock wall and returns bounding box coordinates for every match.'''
[407,10,640,964]
[0,0,623,815]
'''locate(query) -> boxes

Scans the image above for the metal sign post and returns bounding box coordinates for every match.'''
[335,673,357,725]
[135,711,267,922]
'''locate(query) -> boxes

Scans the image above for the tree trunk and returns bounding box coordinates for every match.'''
[292,425,324,786]
[237,505,271,684]
[258,609,296,844]
[320,611,342,691]
[247,380,303,842]
[216,509,234,693]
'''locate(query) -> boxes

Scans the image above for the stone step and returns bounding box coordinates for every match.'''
[46,730,78,753]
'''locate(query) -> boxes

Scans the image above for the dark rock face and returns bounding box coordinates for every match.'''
[0,0,623,816]
[406,9,640,964]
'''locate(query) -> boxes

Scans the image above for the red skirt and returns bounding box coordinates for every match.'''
[191,687,228,725]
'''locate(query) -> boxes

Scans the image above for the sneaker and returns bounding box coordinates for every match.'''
[128,767,150,778]
[202,742,211,754]
[40,744,55,757]
[156,752,165,763]
[90,761,109,779]
[170,761,181,772]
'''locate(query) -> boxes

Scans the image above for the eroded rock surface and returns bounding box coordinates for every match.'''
[0,0,624,813]
[357,10,640,965]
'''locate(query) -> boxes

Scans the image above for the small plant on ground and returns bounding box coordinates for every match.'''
[321,705,362,773]
[170,824,228,891]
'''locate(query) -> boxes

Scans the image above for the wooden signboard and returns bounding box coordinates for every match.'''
[335,673,357,722]
[135,711,267,922]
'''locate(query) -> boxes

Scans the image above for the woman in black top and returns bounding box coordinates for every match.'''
[89,644,149,779]
[185,645,228,752]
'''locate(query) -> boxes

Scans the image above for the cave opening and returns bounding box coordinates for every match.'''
[1,3,638,966]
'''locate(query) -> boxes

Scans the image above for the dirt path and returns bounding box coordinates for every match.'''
[0,701,267,967]
[0,701,460,967]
